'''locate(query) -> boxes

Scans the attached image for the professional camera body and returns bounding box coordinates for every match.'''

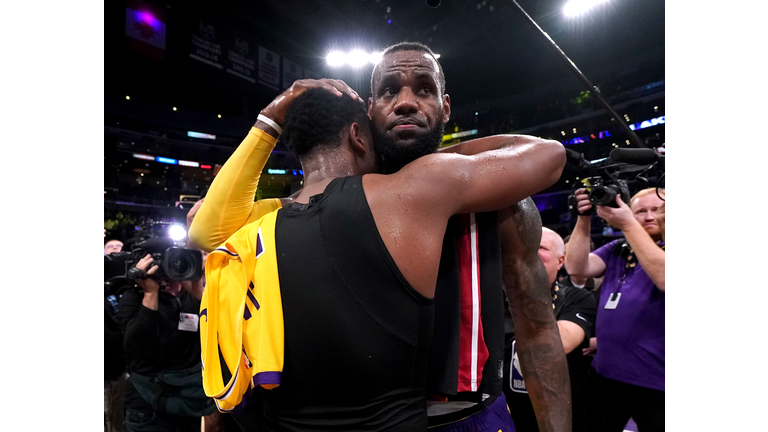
[566,147,664,216]
[124,220,203,282]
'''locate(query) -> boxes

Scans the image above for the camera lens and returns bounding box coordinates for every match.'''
[162,247,203,281]
[170,257,191,275]
[589,186,616,207]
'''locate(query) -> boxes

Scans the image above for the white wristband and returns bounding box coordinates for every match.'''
[257,114,283,135]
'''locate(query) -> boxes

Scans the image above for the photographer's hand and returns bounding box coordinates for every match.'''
[573,187,593,215]
[596,195,637,231]
[599,196,666,291]
[181,278,205,301]
[135,254,160,311]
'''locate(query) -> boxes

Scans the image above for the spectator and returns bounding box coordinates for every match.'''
[566,187,665,432]
[117,242,214,431]
[506,227,597,432]
[104,239,123,255]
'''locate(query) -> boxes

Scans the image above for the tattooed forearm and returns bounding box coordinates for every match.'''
[499,198,572,432]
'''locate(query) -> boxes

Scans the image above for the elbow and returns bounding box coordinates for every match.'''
[542,140,566,186]
[188,223,215,253]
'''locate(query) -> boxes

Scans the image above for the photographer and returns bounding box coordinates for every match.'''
[565,187,665,432]
[117,249,214,431]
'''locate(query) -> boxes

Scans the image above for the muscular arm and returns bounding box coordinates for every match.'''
[365,136,565,297]
[499,199,571,432]
[188,127,282,252]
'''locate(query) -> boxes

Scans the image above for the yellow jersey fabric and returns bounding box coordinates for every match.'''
[189,127,281,253]
[199,209,284,412]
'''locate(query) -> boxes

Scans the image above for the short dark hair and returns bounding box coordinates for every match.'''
[371,41,446,96]
[280,88,370,159]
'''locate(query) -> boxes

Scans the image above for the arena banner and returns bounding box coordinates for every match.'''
[258,46,281,90]
[190,19,224,69]
[125,0,166,60]
[282,58,303,90]
[226,36,256,83]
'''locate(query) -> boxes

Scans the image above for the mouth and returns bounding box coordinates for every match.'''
[390,117,426,132]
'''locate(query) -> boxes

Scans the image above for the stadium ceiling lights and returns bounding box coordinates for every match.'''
[326,50,382,67]
[563,0,610,17]
[326,50,440,67]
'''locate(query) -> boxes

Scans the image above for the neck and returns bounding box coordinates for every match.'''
[295,154,359,203]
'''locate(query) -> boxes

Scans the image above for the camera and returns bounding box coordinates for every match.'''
[124,221,203,282]
[566,147,663,215]
[584,177,631,208]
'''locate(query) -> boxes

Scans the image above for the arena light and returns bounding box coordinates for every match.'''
[200,164,212,170]
[178,160,200,167]
[326,51,346,66]
[133,153,155,161]
[156,157,178,165]
[187,131,216,140]
[326,49,384,67]
[267,169,286,174]
[348,50,369,68]
[563,0,610,17]
[168,224,187,241]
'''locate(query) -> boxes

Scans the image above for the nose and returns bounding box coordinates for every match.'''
[393,87,418,116]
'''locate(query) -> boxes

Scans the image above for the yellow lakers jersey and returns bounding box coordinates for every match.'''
[199,209,284,412]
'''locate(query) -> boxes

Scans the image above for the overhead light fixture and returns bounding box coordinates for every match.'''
[326,50,385,67]
[563,0,610,17]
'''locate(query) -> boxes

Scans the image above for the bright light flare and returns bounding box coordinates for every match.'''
[563,0,610,17]
[168,225,187,241]
[348,50,369,68]
[326,51,346,66]
[326,49,385,67]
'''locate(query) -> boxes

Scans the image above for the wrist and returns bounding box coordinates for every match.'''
[255,113,283,138]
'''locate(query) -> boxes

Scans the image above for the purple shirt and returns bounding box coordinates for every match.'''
[592,239,665,391]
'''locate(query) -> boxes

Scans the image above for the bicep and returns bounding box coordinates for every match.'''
[394,141,564,217]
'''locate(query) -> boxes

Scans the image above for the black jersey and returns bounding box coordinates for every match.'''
[261,176,434,431]
[429,211,505,398]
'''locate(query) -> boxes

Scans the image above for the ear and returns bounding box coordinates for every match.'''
[557,254,565,270]
[348,122,369,158]
[367,97,374,119]
[442,93,451,123]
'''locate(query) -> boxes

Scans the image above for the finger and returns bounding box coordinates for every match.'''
[136,254,153,270]
[325,79,358,100]
[146,265,159,275]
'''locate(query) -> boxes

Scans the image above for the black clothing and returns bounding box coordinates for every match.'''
[586,369,665,432]
[262,176,434,431]
[105,296,125,381]
[429,211,505,397]
[505,283,597,432]
[427,211,506,426]
[117,287,208,431]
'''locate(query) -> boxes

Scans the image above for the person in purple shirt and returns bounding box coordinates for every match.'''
[566,187,665,432]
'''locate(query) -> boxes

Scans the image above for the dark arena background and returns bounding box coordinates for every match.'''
[104,0,664,249]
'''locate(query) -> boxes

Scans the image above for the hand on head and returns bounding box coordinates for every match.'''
[261,79,361,127]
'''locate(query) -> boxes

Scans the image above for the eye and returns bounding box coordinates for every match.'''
[382,87,397,96]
